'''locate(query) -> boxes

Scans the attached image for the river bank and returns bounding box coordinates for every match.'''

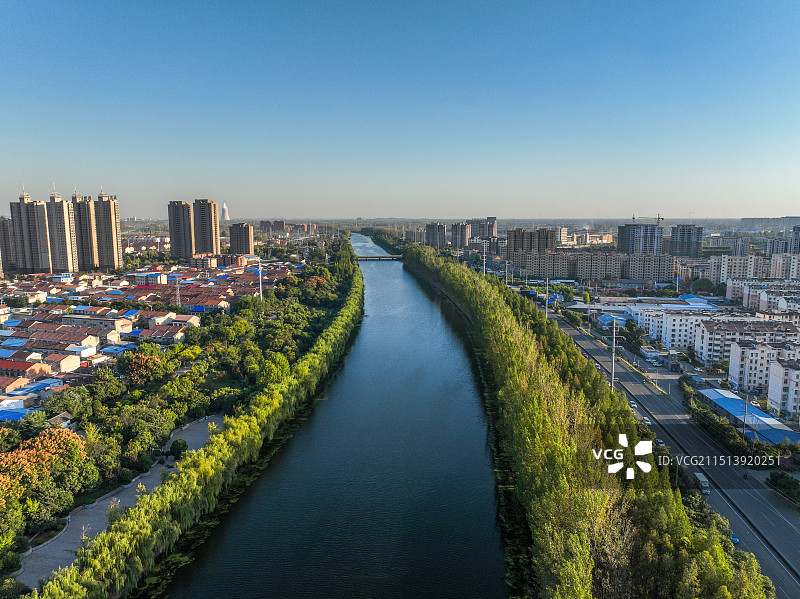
[157,233,506,599]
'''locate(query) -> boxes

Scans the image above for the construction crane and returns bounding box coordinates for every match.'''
[630,213,663,225]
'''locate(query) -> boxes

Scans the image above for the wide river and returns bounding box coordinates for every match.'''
[165,234,507,598]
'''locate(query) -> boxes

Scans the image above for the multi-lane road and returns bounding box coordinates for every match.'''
[553,315,800,598]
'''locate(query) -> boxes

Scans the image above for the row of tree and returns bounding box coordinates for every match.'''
[375,228,772,599]
[25,237,364,598]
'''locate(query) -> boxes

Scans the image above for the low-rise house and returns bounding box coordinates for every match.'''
[140,325,185,345]
[0,359,52,379]
[43,353,81,374]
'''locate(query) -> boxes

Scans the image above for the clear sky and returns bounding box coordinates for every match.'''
[2,1,798,220]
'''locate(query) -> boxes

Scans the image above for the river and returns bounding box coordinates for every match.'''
[164,233,507,598]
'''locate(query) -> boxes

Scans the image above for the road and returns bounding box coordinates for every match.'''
[553,315,800,599]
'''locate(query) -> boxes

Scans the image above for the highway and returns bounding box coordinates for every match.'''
[553,315,800,598]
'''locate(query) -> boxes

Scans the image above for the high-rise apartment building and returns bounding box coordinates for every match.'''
[669,224,703,257]
[0,217,16,272]
[450,222,471,249]
[11,192,52,273]
[193,198,220,254]
[72,190,99,271]
[168,201,195,260]
[229,223,254,255]
[95,192,123,269]
[47,191,79,272]
[617,223,664,255]
[468,217,497,238]
[789,225,800,255]
[505,228,557,258]
[424,223,447,249]
[709,236,749,256]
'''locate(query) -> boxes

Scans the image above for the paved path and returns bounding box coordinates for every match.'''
[17,414,225,589]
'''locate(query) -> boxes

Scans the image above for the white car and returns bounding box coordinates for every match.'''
[628,400,638,409]
[642,417,652,426]
[655,438,666,447]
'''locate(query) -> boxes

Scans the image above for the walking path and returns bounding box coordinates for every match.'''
[16,414,225,589]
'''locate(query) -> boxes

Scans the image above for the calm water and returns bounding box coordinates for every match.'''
[166,234,507,599]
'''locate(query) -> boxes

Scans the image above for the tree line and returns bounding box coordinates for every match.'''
[21,235,364,598]
[370,228,772,599]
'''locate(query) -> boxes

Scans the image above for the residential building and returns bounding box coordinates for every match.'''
[694,320,800,366]
[769,253,800,280]
[72,191,99,271]
[729,342,800,395]
[617,223,663,255]
[622,254,676,282]
[669,224,703,257]
[709,255,769,285]
[450,222,471,249]
[708,236,749,256]
[47,191,79,272]
[11,191,51,273]
[229,223,255,255]
[95,192,123,269]
[424,223,447,249]
[0,217,15,272]
[168,201,195,260]
[768,359,800,418]
[505,228,557,258]
[790,225,800,255]
[467,217,497,238]
[573,252,622,280]
[193,198,220,254]
[766,237,790,257]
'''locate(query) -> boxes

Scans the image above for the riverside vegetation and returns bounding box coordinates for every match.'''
[366,228,772,599]
[0,235,362,599]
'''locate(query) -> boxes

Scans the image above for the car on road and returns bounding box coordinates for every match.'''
[642,417,652,426]
[731,532,739,544]
[655,438,666,447]
[628,400,638,408]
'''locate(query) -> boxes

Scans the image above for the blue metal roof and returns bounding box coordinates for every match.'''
[191,306,205,313]
[107,290,124,295]
[0,409,31,421]
[122,309,140,317]
[1,338,28,347]
[699,388,800,446]
[125,295,137,299]
[4,319,22,328]
[46,298,63,303]
[0,349,18,358]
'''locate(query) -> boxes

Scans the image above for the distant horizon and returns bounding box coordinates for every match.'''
[3,3,799,220]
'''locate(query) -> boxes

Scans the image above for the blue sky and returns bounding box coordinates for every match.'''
[1,2,798,219]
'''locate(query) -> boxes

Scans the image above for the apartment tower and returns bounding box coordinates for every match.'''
[95,191,123,269]
[10,191,52,273]
[0,217,16,272]
[193,198,220,254]
[229,223,255,255]
[72,190,100,271]
[168,201,195,260]
[47,190,79,272]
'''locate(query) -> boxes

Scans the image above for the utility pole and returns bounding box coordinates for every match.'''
[742,399,748,439]
[545,278,549,319]
[482,243,486,275]
[505,260,508,285]
[175,277,181,309]
[611,319,617,391]
[258,260,263,301]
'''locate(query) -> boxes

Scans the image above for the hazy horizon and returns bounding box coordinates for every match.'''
[3,2,799,220]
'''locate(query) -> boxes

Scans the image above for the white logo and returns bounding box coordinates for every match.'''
[592,434,652,479]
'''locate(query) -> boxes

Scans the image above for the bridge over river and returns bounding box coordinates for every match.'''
[356,254,402,260]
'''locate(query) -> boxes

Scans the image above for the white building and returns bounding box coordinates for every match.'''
[729,341,800,395]
[694,319,799,367]
[768,359,800,419]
